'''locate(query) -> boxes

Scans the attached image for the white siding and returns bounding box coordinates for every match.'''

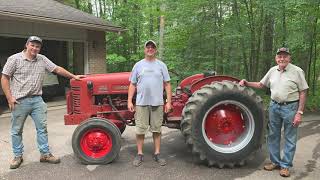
[0,18,87,42]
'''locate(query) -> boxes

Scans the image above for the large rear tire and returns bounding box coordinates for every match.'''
[72,118,121,164]
[181,81,265,168]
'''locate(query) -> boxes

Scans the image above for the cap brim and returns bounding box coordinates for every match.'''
[145,40,157,48]
[276,51,290,55]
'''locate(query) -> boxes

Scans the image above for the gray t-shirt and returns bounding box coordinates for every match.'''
[260,63,309,102]
[129,59,170,106]
[2,51,57,100]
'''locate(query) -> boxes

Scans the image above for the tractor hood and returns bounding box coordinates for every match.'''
[70,72,131,95]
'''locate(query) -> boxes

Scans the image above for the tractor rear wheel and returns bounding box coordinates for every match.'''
[72,118,121,164]
[181,81,265,168]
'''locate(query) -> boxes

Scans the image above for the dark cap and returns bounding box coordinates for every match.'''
[144,40,157,48]
[26,36,42,45]
[276,47,290,55]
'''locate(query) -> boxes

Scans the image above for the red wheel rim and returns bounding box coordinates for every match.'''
[202,100,255,153]
[205,104,245,145]
[80,128,112,158]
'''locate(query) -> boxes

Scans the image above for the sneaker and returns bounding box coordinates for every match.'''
[264,163,280,171]
[280,167,290,177]
[40,153,60,164]
[133,154,144,167]
[153,153,166,166]
[10,156,23,169]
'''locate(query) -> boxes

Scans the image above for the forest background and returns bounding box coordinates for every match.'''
[60,0,320,111]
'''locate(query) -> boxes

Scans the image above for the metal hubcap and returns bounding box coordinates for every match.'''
[202,100,255,153]
[80,128,112,158]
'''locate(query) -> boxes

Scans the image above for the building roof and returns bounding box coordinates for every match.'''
[0,0,123,32]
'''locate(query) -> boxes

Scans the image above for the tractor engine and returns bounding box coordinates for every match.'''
[64,72,133,132]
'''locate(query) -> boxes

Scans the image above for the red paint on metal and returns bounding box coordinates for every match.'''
[80,128,112,158]
[64,72,241,134]
[204,104,245,145]
[190,76,239,93]
[179,74,205,90]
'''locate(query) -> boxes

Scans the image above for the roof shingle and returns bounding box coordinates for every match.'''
[0,0,123,32]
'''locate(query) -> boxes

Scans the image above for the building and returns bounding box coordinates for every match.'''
[0,0,123,99]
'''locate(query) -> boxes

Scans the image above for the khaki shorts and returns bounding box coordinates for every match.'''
[135,105,163,134]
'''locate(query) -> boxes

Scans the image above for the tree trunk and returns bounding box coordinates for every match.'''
[253,6,264,81]
[281,2,287,45]
[233,0,249,79]
[261,14,274,77]
[98,0,104,17]
[307,16,318,90]
[74,0,80,9]
[159,15,165,60]
[217,0,224,74]
[94,0,99,17]
[312,36,317,95]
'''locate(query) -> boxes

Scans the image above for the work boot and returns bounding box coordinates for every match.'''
[153,153,166,166]
[40,153,60,164]
[10,156,23,169]
[264,163,280,171]
[280,167,290,177]
[133,154,144,167]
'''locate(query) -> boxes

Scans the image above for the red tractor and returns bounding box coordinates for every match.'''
[64,72,265,168]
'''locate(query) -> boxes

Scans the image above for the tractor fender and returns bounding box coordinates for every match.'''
[189,75,239,94]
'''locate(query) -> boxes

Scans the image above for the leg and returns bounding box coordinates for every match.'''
[11,99,31,157]
[133,106,149,166]
[153,132,161,154]
[136,134,145,155]
[150,106,163,154]
[267,102,282,165]
[150,106,166,166]
[280,102,299,168]
[29,97,50,155]
[134,106,149,154]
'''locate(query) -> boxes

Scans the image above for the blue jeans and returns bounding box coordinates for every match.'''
[11,96,50,157]
[268,101,299,168]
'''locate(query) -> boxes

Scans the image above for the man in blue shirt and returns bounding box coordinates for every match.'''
[128,40,172,166]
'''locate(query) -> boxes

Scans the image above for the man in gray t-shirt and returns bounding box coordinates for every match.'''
[1,36,84,169]
[239,47,308,177]
[128,40,172,166]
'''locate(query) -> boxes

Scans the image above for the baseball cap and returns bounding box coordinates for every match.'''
[26,36,42,45]
[276,47,290,55]
[144,40,157,48]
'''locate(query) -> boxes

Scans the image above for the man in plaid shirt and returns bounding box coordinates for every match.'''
[1,36,84,169]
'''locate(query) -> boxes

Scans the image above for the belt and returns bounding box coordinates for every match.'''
[17,95,41,101]
[271,99,299,105]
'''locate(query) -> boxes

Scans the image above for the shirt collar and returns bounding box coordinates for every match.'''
[277,63,292,72]
[21,50,38,61]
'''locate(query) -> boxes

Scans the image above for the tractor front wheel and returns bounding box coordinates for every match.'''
[72,118,121,164]
[181,81,265,168]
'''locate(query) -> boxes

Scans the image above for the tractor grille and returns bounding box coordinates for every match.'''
[71,86,81,114]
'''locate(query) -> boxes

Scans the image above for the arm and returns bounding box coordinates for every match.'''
[1,74,18,111]
[292,90,307,127]
[127,83,136,112]
[53,66,84,80]
[239,79,265,89]
[164,81,173,113]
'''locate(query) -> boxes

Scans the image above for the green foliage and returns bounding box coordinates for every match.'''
[306,92,320,112]
[64,0,320,111]
[106,53,127,64]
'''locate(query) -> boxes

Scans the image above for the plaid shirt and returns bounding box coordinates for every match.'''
[2,51,57,100]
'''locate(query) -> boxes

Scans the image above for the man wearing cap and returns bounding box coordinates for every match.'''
[1,36,84,169]
[239,47,308,177]
[127,40,172,166]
